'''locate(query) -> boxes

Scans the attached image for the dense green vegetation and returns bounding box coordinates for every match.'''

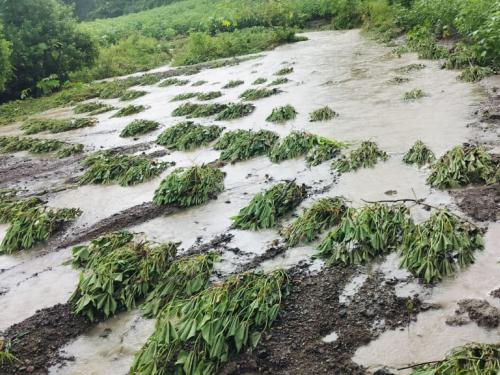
[156,122,223,150]
[0,136,83,158]
[332,141,389,173]
[120,119,160,137]
[214,129,279,162]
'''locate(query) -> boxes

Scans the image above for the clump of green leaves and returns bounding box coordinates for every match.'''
[172,102,227,118]
[215,103,255,120]
[142,252,219,318]
[153,165,225,207]
[387,76,410,85]
[266,105,297,123]
[309,106,338,122]
[240,88,282,101]
[222,80,244,89]
[0,136,82,158]
[0,339,16,366]
[0,196,44,223]
[74,102,115,115]
[282,197,347,247]
[120,120,160,137]
[253,77,267,85]
[159,78,189,87]
[120,90,147,101]
[71,239,178,321]
[22,117,97,134]
[332,141,389,173]
[131,270,289,375]
[410,343,499,375]
[214,129,279,162]
[403,140,435,167]
[403,88,427,101]
[80,152,169,186]
[56,144,84,158]
[171,92,197,102]
[394,63,426,73]
[305,137,346,167]
[112,105,146,117]
[232,181,306,230]
[427,145,497,188]
[400,209,483,284]
[269,77,289,86]
[156,122,223,151]
[192,80,207,87]
[274,67,293,75]
[317,204,411,265]
[197,91,222,101]
[458,66,494,83]
[0,207,81,254]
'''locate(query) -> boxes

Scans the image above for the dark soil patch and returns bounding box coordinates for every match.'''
[450,183,499,222]
[221,266,422,374]
[0,303,93,375]
[446,299,500,329]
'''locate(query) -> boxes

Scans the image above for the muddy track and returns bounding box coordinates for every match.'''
[450,183,500,222]
[221,266,423,375]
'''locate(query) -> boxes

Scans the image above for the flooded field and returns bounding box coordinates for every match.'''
[0,30,498,374]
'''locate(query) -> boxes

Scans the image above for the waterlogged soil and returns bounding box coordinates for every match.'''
[0,29,499,375]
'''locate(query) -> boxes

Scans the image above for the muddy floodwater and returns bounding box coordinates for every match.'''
[1,30,498,374]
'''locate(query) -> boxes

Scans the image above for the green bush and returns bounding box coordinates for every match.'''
[309,106,338,122]
[403,140,435,167]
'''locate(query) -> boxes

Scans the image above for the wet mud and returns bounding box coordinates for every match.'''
[450,183,500,222]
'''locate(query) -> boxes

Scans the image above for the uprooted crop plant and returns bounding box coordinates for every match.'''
[332,141,389,173]
[71,236,178,321]
[239,88,282,101]
[317,204,412,265]
[0,195,44,224]
[0,206,81,254]
[131,270,289,375]
[458,66,494,83]
[253,77,267,85]
[222,80,244,89]
[21,117,97,134]
[142,252,219,318]
[410,343,499,375]
[427,145,497,188]
[153,165,225,207]
[156,122,223,150]
[403,140,435,167]
[399,209,484,284]
[394,63,426,73]
[274,67,294,75]
[269,77,289,86]
[170,92,197,102]
[120,119,160,137]
[159,78,189,87]
[112,104,147,117]
[215,103,255,120]
[309,106,338,122]
[172,102,227,118]
[403,88,427,101]
[214,129,279,162]
[197,91,222,101]
[74,102,115,115]
[282,197,347,247]
[305,137,346,167]
[266,105,297,123]
[79,151,169,186]
[0,136,83,158]
[120,90,148,101]
[232,181,306,230]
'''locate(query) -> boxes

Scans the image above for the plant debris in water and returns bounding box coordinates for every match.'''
[222,80,244,89]
[112,104,147,117]
[282,197,347,247]
[400,209,484,283]
[142,252,219,318]
[403,140,435,167]
[79,151,169,186]
[0,136,83,158]
[21,117,97,134]
[171,92,198,102]
[0,206,81,254]
[394,63,426,73]
[120,90,147,101]
[159,78,189,87]
[253,77,267,85]
[120,119,160,138]
[131,270,289,375]
[269,77,289,86]
[274,67,293,75]
[266,105,297,123]
[239,88,282,101]
[214,129,278,162]
[309,106,338,122]
[427,145,497,188]
[56,143,84,158]
[156,122,223,150]
[305,137,346,167]
[232,181,306,230]
[172,102,227,118]
[458,66,494,83]
[71,236,178,321]
[0,195,44,224]
[317,204,411,265]
[387,76,410,85]
[153,165,225,207]
[215,103,255,120]
[197,91,222,101]
[192,80,207,87]
[410,343,499,374]
[74,102,114,115]
[332,141,389,173]
[403,88,426,101]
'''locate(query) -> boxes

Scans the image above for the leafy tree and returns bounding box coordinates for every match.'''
[0,22,11,93]
[0,0,97,99]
